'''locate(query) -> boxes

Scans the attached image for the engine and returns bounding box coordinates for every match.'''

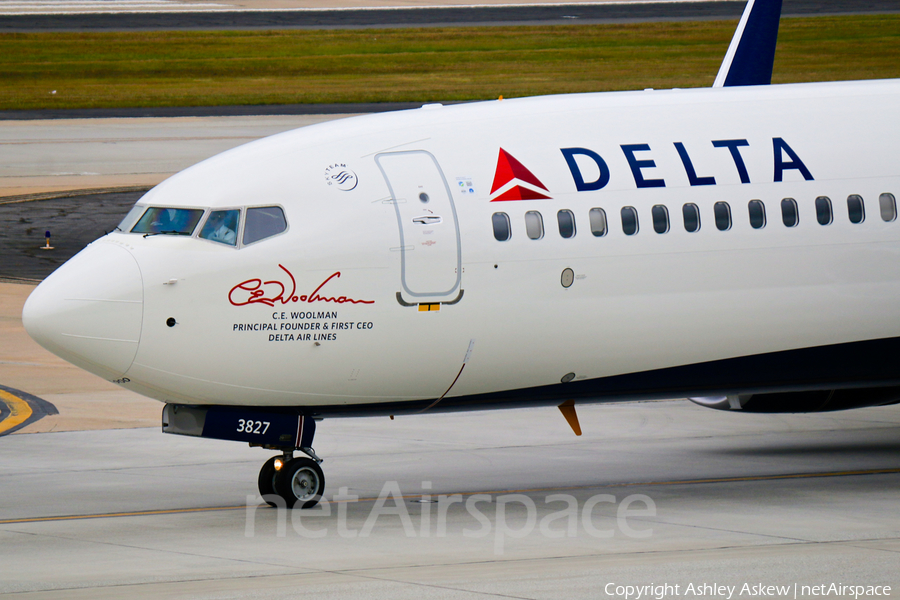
[689,387,900,413]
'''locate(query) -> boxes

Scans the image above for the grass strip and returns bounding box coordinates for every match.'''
[1,15,898,110]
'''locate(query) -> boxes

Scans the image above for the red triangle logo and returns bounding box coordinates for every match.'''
[492,185,552,202]
[490,148,549,194]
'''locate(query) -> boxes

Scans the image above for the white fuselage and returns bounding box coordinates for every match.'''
[23,79,900,414]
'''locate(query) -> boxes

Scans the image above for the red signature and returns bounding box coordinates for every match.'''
[229,265,375,307]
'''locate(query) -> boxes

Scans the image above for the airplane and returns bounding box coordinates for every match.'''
[22,0,900,509]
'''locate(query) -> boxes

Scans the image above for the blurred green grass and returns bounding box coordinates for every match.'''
[1,15,897,110]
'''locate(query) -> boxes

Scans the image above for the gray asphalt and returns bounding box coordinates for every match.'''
[0,102,428,122]
[0,191,146,281]
[2,0,898,33]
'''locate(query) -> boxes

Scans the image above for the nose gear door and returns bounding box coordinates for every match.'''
[376,150,462,304]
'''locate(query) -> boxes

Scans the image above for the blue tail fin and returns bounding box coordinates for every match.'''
[713,0,783,87]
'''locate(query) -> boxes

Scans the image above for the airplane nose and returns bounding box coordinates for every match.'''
[22,241,143,381]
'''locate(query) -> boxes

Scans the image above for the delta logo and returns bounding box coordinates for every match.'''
[489,148,551,201]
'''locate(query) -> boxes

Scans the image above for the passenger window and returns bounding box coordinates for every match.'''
[589,208,608,237]
[199,209,240,246]
[682,203,700,233]
[714,202,732,231]
[524,211,544,240]
[492,212,511,241]
[748,200,766,229]
[243,206,287,245]
[815,196,833,226]
[131,207,204,235]
[651,205,670,234]
[621,206,639,236]
[879,193,897,222]
[847,195,865,224]
[557,210,576,239]
[781,198,799,227]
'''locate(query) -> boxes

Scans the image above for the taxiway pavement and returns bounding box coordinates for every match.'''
[0,114,353,198]
[1,399,898,598]
[2,0,898,32]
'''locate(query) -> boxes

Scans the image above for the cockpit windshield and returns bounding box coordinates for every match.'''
[119,204,285,247]
[131,207,204,236]
[243,206,287,245]
[199,209,240,246]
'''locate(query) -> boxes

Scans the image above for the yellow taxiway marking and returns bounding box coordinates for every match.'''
[2,467,898,526]
[0,505,245,525]
[0,388,33,435]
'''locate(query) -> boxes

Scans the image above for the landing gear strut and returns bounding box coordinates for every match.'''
[258,448,325,509]
[161,404,325,508]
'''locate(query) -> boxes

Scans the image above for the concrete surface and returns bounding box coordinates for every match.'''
[1,402,898,598]
[0,115,352,197]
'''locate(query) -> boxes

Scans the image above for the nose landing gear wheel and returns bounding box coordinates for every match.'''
[273,457,325,509]
[258,455,281,506]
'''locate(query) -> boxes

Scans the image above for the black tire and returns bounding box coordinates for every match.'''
[258,455,281,507]
[274,457,325,509]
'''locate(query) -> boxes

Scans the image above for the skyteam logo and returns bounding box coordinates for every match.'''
[324,163,358,191]
[489,148,551,201]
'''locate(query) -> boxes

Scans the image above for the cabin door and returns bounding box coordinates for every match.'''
[376,150,462,302]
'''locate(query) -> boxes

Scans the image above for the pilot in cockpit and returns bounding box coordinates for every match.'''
[165,209,193,234]
[201,210,238,246]
[152,208,176,231]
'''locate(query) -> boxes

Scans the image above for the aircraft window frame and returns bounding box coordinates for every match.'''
[781,198,799,228]
[589,207,608,237]
[492,212,512,241]
[557,209,577,239]
[714,201,732,231]
[815,196,833,226]
[879,193,897,223]
[621,206,639,236]
[682,203,700,233]
[130,206,206,236]
[199,208,242,247]
[847,195,865,224]
[117,204,147,233]
[524,211,544,240]
[651,204,670,234]
[243,205,289,246]
[748,199,766,229]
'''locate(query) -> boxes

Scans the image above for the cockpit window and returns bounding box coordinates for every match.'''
[131,207,204,235]
[199,209,240,246]
[118,204,146,232]
[243,206,287,245]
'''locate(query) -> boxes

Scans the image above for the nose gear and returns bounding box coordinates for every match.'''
[162,404,325,508]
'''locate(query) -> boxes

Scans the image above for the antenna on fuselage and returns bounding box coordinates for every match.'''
[713,0,783,87]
